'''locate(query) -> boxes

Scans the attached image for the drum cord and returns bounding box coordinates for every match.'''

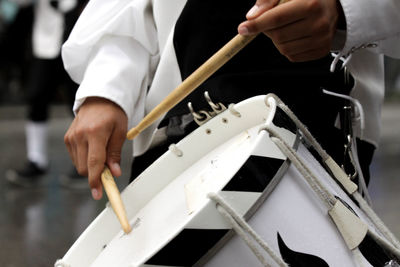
[264,94,359,196]
[265,127,336,210]
[349,137,372,205]
[264,94,400,251]
[353,192,400,250]
[264,126,400,264]
[208,192,289,267]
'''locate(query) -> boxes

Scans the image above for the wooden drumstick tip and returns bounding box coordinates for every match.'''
[126,127,140,140]
[101,167,132,234]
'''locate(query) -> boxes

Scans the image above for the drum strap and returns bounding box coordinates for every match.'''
[322,88,373,205]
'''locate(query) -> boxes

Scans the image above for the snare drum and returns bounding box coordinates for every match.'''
[55,95,400,267]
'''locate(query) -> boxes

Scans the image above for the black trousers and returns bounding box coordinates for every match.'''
[27,57,77,122]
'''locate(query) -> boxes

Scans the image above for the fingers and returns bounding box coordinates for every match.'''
[239,1,307,36]
[273,36,331,62]
[89,124,126,200]
[267,20,333,61]
[106,129,126,178]
[238,0,339,62]
[64,125,77,169]
[63,97,128,200]
[87,129,108,200]
[245,0,280,20]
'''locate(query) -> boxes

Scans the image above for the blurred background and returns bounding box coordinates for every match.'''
[0,1,399,266]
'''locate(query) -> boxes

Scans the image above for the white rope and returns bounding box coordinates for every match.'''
[228,103,241,117]
[350,137,373,205]
[353,192,400,250]
[262,124,400,265]
[263,126,336,209]
[208,192,288,267]
[168,144,183,157]
[265,94,330,162]
[261,94,400,264]
[367,228,400,258]
[265,94,362,196]
[215,205,272,267]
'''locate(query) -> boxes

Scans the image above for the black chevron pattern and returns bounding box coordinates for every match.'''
[144,155,284,266]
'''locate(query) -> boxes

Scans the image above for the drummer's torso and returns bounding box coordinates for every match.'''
[144,0,351,157]
[162,0,350,133]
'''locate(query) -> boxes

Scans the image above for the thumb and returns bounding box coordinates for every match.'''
[246,0,279,19]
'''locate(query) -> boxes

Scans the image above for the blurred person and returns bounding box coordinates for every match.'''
[5,0,88,188]
[0,0,33,102]
[61,0,400,200]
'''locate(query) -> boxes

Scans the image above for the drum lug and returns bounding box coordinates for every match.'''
[385,260,400,267]
[188,91,227,126]
[187,102,213,125]
[204,91,226,115]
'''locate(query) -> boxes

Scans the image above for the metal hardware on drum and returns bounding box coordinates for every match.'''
[204,91,226,115]
[341,104,358,180]
[187,102,212,125]
[187,91,227,126]
[386,260,400,267]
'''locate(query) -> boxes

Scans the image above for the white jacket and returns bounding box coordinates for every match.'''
[32,0,77,58]
[62,0,400,155]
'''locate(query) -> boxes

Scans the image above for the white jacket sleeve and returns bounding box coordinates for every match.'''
[61,0,159,128]
[338,0,400,58]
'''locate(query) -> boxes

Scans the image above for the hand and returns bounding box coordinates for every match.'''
[238,0,342,62]
[64,97,128,200]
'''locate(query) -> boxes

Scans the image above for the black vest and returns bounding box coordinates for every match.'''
[162,0,354,168]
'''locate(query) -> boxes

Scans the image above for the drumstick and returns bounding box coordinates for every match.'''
[101,166,132,233]
[126,0,289,140]
[126,33,257,139]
